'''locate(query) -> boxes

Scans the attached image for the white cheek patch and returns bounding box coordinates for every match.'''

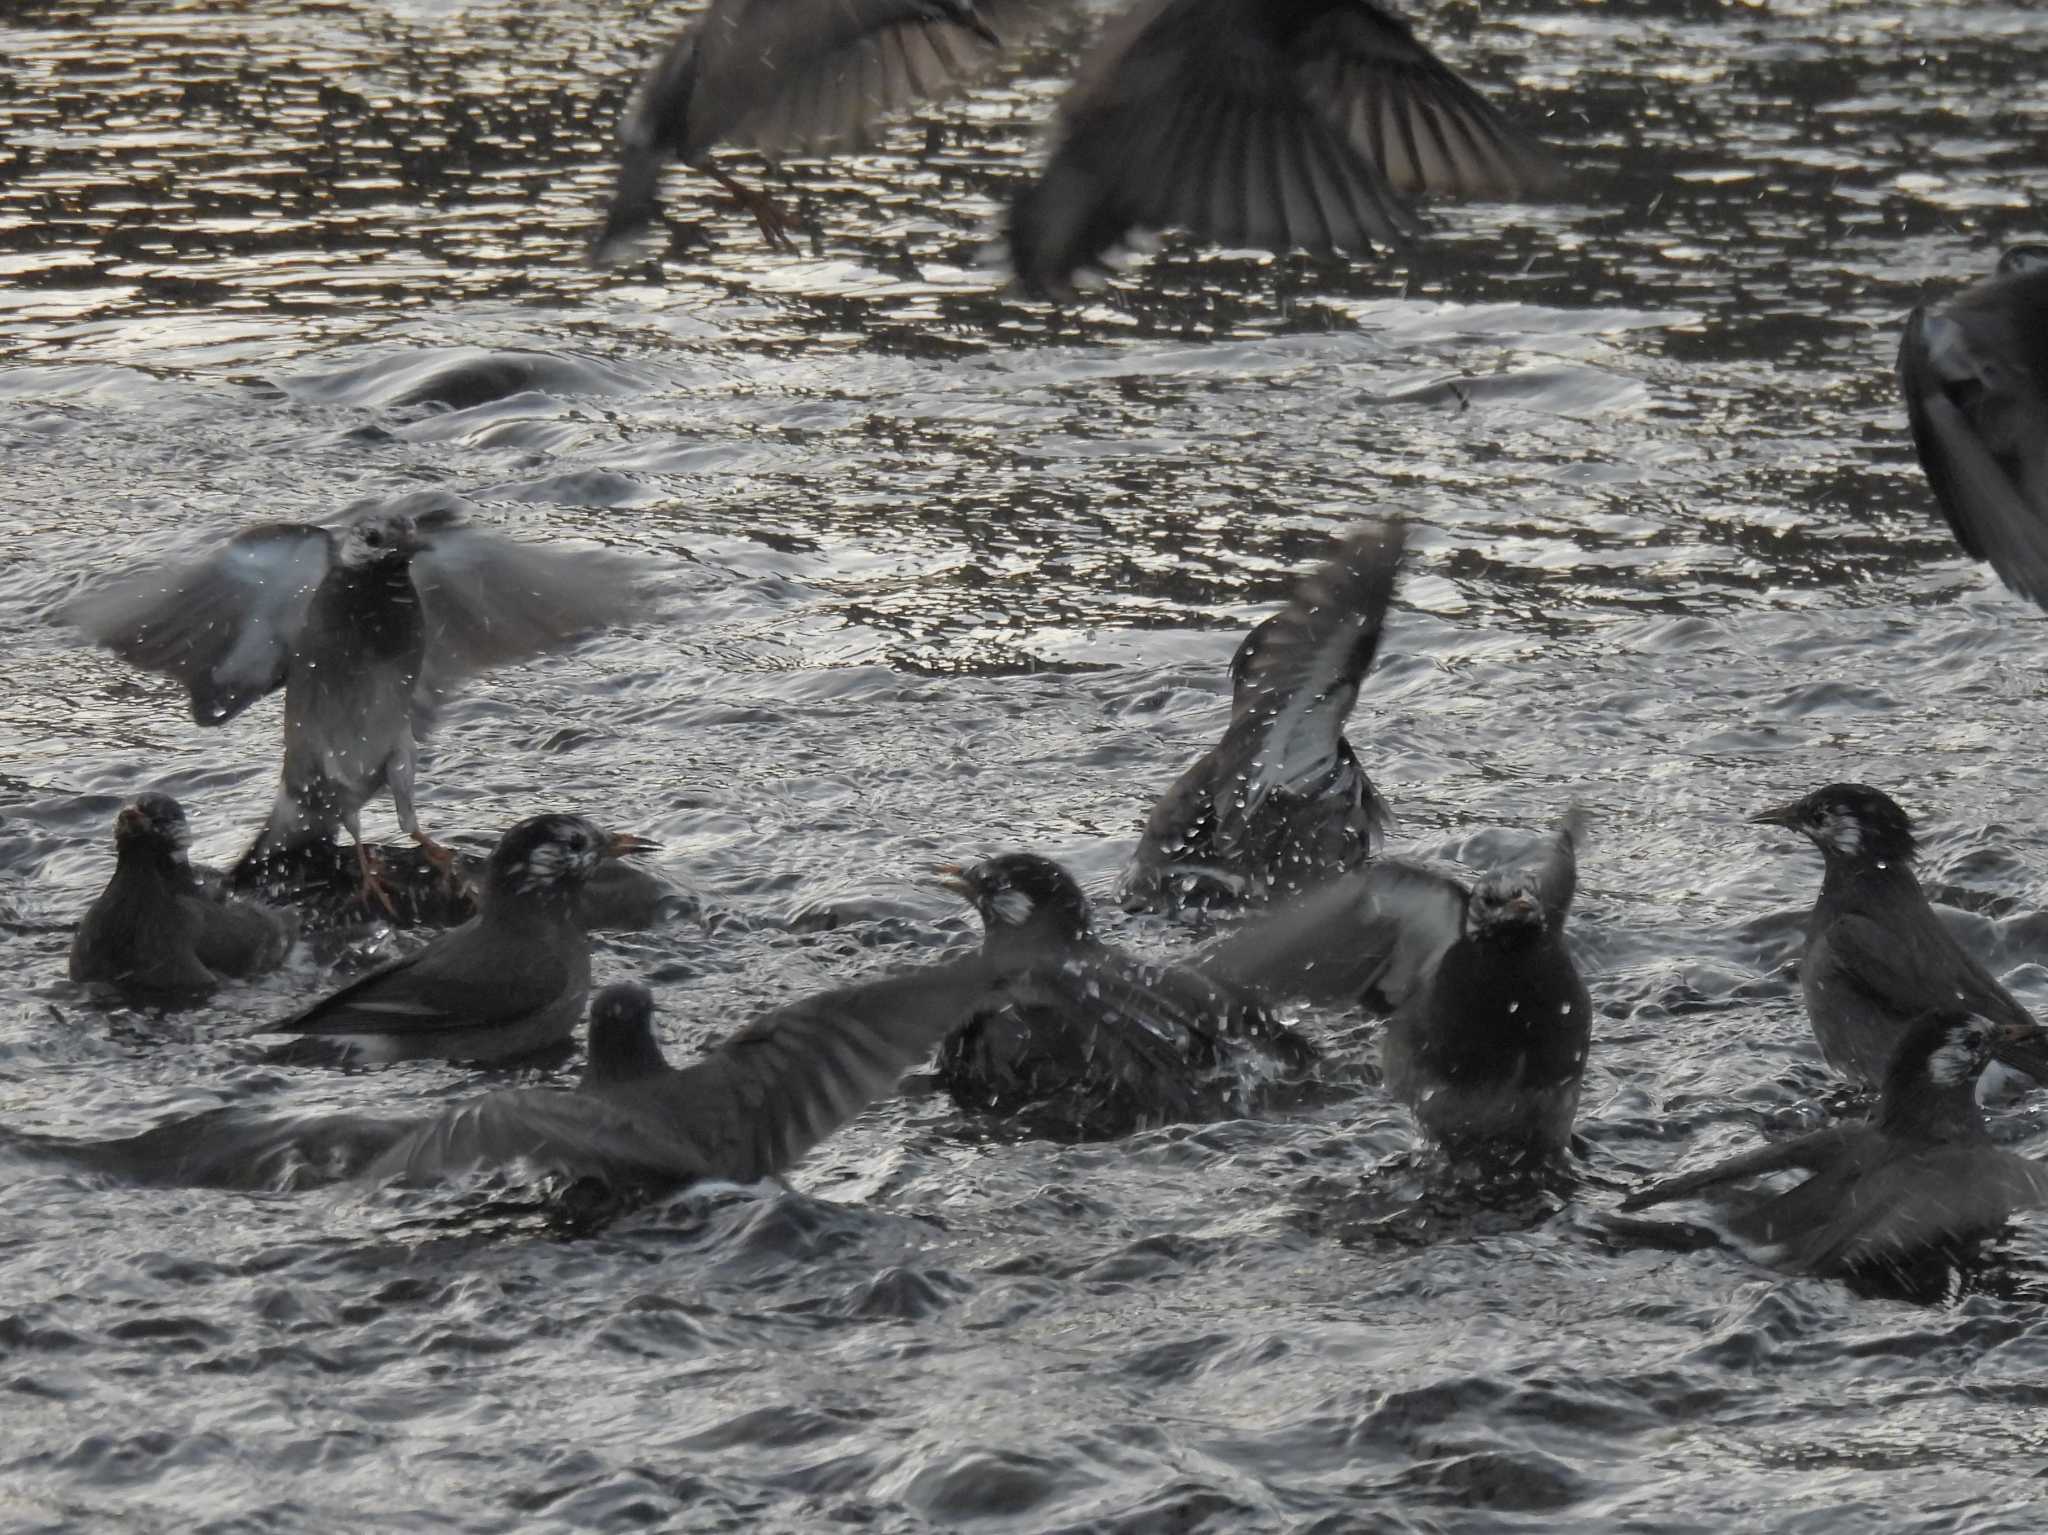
[989,889,1035,926]
[1816,811,1862,857]
[520,841,580,883]
[1927,1030,1984,1087]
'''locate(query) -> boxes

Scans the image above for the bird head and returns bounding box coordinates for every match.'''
[336,511,425,571]
[937,853,1095,952]
[114,792,191,863]
[1467,873,1546,940]
[583,981,668,1085]
[486,814,656,901]
[1750,783,1917,867]
[1880,1010,2037,1135]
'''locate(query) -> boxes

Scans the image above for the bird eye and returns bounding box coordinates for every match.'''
[363,529,383,547]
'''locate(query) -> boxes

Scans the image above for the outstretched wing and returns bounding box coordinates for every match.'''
[598,0,1045,257]
[1898,265,2048,613]
[691,0,1035,157]
[1521,804,1587,925]
[1618,1125,1863,1213]
[1007,0,1563,296]
[1198,858,1468,1009]
[61,523,333,724]
[1213,520,1405,854]
[404,500,645,719]
[362,1087,678,1187]
[635,957,1005,1184]
[366,957,1004,1188]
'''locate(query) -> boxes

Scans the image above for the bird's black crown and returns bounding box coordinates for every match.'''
[955,853,1095,944]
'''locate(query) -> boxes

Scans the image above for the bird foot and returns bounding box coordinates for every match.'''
[710,169,798,251]
[355,844,401,920]
[413,830,473,901]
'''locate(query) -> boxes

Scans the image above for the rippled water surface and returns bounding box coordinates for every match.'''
[7,0,2048,1528]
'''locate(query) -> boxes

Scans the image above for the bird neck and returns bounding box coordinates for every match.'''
[981,922,1091,971]
[114,840,197,891]
[1874,1080,1988,1144]
[1818,852,1920,900]
[480,875,581,928]
[584,1035,668,1087]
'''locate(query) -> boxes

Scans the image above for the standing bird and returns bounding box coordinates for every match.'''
[1006,0,1566,299]
[1751,783,2048,1089]
[69,792,294,1000]
[1204,807,1592,1165]
[594,0,1031,260]
[1620,1012,2048,1286]
[934,852,1318,1141]
[257,813,653,1066]
[361,963,1008,1191]
[62,490,640,912]
[1897,246,2048,610]
[1119,520,1403,915]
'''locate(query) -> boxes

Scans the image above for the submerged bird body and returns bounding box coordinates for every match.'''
[1753,783,2048,1088]
[63,491,638,908]
[596,0,1020,257]
[1121,521,1403,913]
[1622,1013,2048,1282]
[1007,0,1565,297]
[257,814,649,1066]
[1898,246,2048,610]
[69,794,293,999]
[936,853,1317,1140]
[1206,808,1591,1164]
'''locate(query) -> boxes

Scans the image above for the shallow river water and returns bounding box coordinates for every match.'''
[5,0,2048,1529]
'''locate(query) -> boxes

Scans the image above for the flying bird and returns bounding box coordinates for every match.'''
[63,489,642,911]
[256,813,653,1066]
[1119,519,1403,914]
[1898,246,2048,611]
[1751,782,2048,1089]
[1205,806,1592,1166]
[934,852,1318,1140]
[69,792,294,1000]
[595,0,1034,259]
[1620,1011,2048,1286]
[1005,0,1566,298]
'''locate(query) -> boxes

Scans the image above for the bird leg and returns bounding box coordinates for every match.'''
[354,840,401,919]
[707,165,798,251]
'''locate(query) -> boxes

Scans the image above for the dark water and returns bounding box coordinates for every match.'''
[6,0,2048,1527]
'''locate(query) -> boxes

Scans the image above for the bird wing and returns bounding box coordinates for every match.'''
[61,523,334,724]
[1897,274,2048,612]
[1617,1125,1864,1213]
[1197,858,1468,1009]
[630,956,1006,1184]
[1292,0,1566,202]
[1213,521,1405,857]
[368,959,1004,1188]
[361,1088,680,1187]
[261,920,575,1039]
[1816,909,2036,1035]
[1753,1144,2048,1276]
[1523,804,1587,924]
[404,499,644,723]
[686,0,1040,159]
[1007,0,1561,295]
